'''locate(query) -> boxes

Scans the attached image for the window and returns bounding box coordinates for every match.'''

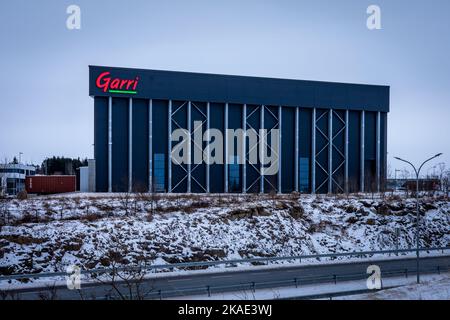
[0,169,25,174]
[299,157,309,192]
[153,154,165,192]
[229,155,240,192]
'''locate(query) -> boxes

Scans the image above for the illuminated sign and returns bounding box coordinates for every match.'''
[95,71,139,94]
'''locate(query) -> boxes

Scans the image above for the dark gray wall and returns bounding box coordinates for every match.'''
[92,67,388,194]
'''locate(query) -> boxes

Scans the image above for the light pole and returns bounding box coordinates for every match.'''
[394,153,443,284]
[394,169,401,191]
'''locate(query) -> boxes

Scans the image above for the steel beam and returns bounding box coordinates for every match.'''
[206,102,210,193]
[187,101,192,193]
[260,105,264,193]
[295,107,299,192]
[108,97,112,193]
[376,111,381,192]
[384,114,388,191]
[148,99,153,192]
[128,98,133,192]
[328,110,333,193]
[224,103,229,193]
[311,108,316,194]
[344,110,349,193]
[278,106,282,193]
[360,110,365,192]
[242,104,247,193]
[168,100,172,193]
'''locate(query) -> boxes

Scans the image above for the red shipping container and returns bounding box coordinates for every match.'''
[26,176,76,194]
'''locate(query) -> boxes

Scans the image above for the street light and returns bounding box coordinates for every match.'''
[394,169,402,191]
[394,153,443,284]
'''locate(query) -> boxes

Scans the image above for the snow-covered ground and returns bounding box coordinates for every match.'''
[337,273,450,300]
[0,193,449,279]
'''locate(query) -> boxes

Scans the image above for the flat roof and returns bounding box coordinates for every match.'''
[89,65,390,112]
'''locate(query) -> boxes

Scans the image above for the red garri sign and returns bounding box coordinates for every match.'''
[96,71,139,94]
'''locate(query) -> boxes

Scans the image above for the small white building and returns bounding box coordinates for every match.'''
[0,163,36,195]
[77,159,96,193]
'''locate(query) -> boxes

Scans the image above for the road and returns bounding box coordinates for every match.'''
[3,255,449,300]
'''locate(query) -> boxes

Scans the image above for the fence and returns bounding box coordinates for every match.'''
[0,246,448,282]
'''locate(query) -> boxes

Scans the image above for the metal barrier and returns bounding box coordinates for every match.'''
[99,264,450,300]
[1,246,448,282]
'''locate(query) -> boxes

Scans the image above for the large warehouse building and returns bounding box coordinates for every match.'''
[90,66,389,194]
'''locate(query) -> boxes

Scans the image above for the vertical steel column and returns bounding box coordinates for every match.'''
[148,99,153,193]
[260,105,265,193]
[278,106,282,193]
[328,110,333,193]
[344,110,349,194]
[206,102,210,193]
[295,107,299,192]
[384,114,388,190]
[242,104,247,193]
[360,110,365,192]
[311,108,316,194]
[128,98,133,193]
[224,103,229,193]
[108,97,112,193]
[168,100,172,193]
[376,111,381,192]
[187,101,192,193]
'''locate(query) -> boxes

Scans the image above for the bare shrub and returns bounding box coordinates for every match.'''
[17,190,28,201]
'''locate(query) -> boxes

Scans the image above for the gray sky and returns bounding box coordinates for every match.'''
[0,0,449,177]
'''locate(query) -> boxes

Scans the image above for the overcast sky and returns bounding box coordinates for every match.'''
[0,0,449,177]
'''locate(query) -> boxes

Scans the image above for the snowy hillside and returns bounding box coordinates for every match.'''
[0,193,449,276]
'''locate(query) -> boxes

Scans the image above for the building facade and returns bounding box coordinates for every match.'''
[90,66,389,194]
[0,163,36,195]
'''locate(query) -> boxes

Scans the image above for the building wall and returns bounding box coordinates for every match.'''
[90,66,388,194]
[93,96,387,194]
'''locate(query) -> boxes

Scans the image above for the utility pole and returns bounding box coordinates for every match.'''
[394,153,443,284]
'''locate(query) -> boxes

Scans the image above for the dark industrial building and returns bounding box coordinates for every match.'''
[90,66,389,194]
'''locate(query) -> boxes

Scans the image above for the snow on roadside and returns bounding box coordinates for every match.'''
[337,273,450,300]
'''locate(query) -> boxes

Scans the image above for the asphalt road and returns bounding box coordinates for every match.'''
[3,255,449,300]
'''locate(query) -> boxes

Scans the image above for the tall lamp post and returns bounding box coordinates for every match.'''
[394,153,443,284]
[394,169,401,191]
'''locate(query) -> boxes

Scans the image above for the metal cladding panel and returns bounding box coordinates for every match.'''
[227,103,243,192]
[209,103,224,193]
[299,108,312,193]
[191,101,207,193]
[281,107,295,193]
[152,99,168,191]
[112,98,129,192]
[380,112,387,188]
[246,105,261,193]
[348,111,361,192]
[94,97,108,192]
[152,100,168,155]
[364,111,376,160]
[26,176,76,194]
[132,99,149,191]
[89,66,390,112]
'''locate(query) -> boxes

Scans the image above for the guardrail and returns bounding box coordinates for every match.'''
[103,264,450,300]
[0,246,448,282]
